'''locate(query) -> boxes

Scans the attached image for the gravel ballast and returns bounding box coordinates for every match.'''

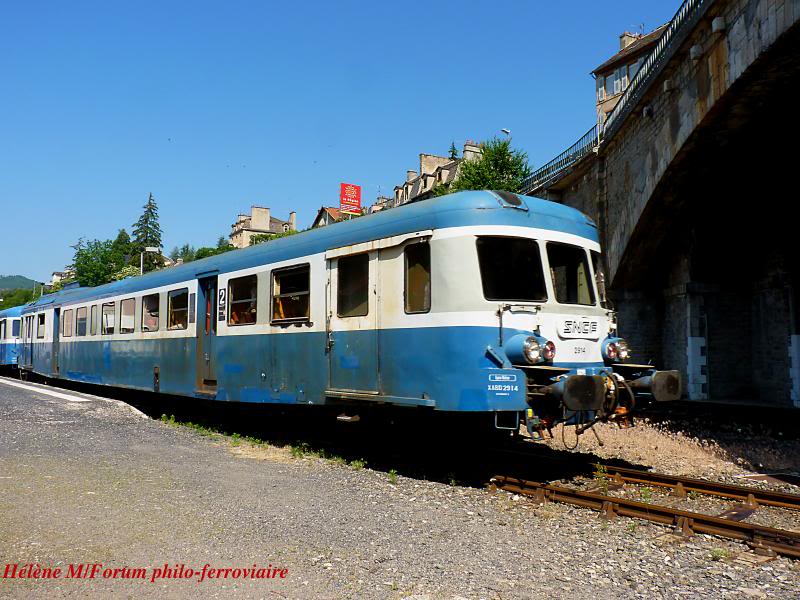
[1,379,799,599]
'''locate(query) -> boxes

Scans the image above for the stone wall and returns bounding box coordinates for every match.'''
[548,0,800,406]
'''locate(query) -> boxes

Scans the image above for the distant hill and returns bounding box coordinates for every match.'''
[0,275,38,291]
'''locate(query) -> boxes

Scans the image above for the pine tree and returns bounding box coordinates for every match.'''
[110,228,133,271]
[132,193,163,273]
[449,141,458,160]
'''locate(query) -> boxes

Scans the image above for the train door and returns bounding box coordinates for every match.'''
[327,251,379,393]
[51,308,60,376]
[196,277,218,393]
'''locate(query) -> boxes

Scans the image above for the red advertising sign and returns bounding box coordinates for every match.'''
[339,183,362,215]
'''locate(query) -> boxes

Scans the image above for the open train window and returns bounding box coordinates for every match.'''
[76,307,87,337]
[142,293,159,332]
[272,265,310,323]
[90,305,98,335]
[37,313,46,339]
[62,309,74,338]
[12,319,20,338]
[102,302,115,335]
[546,243,596,306]
[168,288,189,330]
[337,253,369,318]
[228,275,257,326]
[404,242,431,314]
[476,237,547,302]
[120,298,135,334]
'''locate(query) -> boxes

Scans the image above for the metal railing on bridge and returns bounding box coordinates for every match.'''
[519,125,599,193]
[522,0,713,195]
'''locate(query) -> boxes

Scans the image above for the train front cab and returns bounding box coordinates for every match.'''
[473,232,682,438]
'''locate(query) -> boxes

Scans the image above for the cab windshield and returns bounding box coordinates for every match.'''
[476,236,547,302]
[546,242,596,306]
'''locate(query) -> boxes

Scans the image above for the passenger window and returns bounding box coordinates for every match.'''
[0,320,5,339]
[168,288,189,330]
[76,308,87,337]
[102,302,116,335]
[404,242,431,314]
[142,293,159,332]
[272,265,310,322]
[228,275,258,325]
[37,313,46,339]
[62,309,74,338]
[90,305,98,335]
[12,319,20,338]
[547,243,596,306]
[476,237,547,302]
[119,299,135,334]
[337,254,369,317]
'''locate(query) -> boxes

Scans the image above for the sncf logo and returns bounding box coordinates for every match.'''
[562,320,598,335]
[559,319,600,339]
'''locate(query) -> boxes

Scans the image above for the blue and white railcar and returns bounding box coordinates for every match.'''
[20,191,679,433]
[0,305,23,368]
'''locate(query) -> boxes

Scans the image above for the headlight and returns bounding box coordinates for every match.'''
[523,337,543,363]
[505,333,555,365]
[522,337,556,364]
[603,337,631,362]
[616,339,630,360]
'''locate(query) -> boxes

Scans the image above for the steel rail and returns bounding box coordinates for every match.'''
[491,475,800,559]
[490,445,800,510]
[598,465,800,511]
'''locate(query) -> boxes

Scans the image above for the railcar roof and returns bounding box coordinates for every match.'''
[0,305,24,318]
[23,191,597,311]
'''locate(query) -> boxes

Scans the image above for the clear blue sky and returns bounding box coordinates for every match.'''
[1,1,678,282]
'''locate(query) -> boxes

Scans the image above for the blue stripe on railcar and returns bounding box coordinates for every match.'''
[46,326,562,411]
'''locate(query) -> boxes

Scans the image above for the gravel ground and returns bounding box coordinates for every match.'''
[1,378,799,599]
[540,419,800,483]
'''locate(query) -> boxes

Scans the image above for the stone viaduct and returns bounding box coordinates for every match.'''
[524,0,800,407]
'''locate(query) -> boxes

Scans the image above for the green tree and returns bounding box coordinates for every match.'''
[216,236,235,251]
[111,265,140,281]
[132,193,163,272]
[250,230,300,245]
[449,141,458,160]
[110,228,134,271]
[169,244,196,264]
[71,238,117,287]
[444,138,532,195]
[0,288,36,310]
[194,247,216,260]
[194,236,235,260]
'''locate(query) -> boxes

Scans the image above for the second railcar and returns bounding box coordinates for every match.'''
[0,305,23,368]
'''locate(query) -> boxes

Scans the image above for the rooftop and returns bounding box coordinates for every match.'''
[592,24,668,75]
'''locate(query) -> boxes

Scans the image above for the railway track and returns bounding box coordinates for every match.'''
[590,464,800,511]
[490,473,800,559]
